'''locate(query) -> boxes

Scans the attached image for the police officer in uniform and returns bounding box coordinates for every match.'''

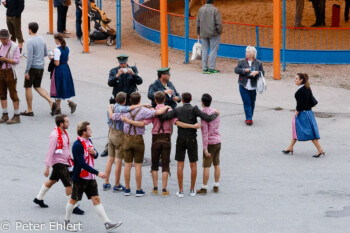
[102,54,143,157]
[148,68,181,110]
[108,54,143,105]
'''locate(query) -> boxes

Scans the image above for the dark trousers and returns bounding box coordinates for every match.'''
[239,85,256,121]
[57,6,68,33]
[311,0,326,25]
[345,0,350,21]
[76,7,91,39]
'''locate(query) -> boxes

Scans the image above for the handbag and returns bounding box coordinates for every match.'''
[256,71,267,94]
[191,38,202,61]
[61,0,71,6]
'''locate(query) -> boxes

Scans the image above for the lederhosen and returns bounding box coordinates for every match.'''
[0,44,19,102]
[151,118,171,172]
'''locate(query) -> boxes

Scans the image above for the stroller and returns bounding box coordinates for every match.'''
[79,2,116,46]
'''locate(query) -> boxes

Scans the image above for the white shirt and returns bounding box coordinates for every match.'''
[54,48,61,61]
[245,60,256,90]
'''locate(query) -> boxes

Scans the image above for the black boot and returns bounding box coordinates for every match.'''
[33,198,49,208]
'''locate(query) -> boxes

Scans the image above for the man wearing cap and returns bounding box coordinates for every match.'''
[2,0,25,53]
[0,29,21,124]
[148,67,181,109]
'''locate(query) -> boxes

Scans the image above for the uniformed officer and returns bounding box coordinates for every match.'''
[148,68,181,109]
[108,54,143,105]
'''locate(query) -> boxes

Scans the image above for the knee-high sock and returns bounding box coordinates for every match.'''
[66,195,78,208]
[36,185,50,200]
[95,204,110,223]
[65,201,75,221]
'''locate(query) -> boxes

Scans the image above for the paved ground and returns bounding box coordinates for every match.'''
[1,1,350,233]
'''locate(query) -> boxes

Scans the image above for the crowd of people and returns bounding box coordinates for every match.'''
[0,0,327,232]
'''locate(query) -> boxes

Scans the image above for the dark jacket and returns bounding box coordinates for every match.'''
[148,79,181,109]
[54,0,64,7]
[196,4,223,38]
[234,58,265,88]
[4,0,24,17]
[108,65,143,105]
[295,85,314,112]
[71,139,99,182]
[48,59,55,79]
[159,103,218,139]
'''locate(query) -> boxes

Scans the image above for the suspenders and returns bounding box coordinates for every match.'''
[127,108,142,135]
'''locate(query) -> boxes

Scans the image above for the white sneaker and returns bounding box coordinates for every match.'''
[176,191,184,198]
[105,221,122,232]
[190,190,196,197]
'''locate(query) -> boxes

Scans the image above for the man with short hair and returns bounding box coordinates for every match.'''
[0,29,21,124]
[159,92,219,197]
[110,92,170,197]
[103,92,147,192]
[65,121,122,232]
[21,22,57,117]
[148,67,181,109]
[33,114,84,215]
[2,0,25,53]
[196,0,222,74]
[196,94,221,195]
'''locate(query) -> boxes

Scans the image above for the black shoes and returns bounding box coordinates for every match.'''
[312,150,325,158]
[101,149,108,157]
[33,198,48,208]
[282,149,293,155]
[72,206,85,215]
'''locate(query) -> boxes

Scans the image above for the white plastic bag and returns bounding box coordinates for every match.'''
[256,72,267,94]
[191,38,202,61]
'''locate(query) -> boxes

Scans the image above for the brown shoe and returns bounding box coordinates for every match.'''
[162,190,170,197]
[213,186,219,193]
[20,111,34,116]
[0,113,9,124]
[56,109,61,115]
[68,101,77,114]
[6,114,21,124]
[196,188,207,195]
[50,102,57,116]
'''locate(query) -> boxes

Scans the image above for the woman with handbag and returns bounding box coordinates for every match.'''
[53,33,77,115]
[282,73,325,158]
[234,46,265,126]
[54,0,71,36]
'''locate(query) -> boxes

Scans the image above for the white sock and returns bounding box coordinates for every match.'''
[66,195,78,208]
[95,204,111,224]
[36,185,50,200]
[202,185,208,189]
[2,109,8,114]
[214,182,219,187]
[14,110,19,115]
[65,202,75,221]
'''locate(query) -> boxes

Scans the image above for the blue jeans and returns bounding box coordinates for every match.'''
[239,85,256,120]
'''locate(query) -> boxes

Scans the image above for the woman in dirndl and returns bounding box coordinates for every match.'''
[282,73,325,158]
[52,33,77,114]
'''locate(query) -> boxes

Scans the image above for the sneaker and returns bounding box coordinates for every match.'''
[72,206,85,215]
[0,113,9,124]
[202,69,210,74]
[208,69,220,74]
[136,189,145,197]
[64,220,77,232]
[124,189,131,196]
[113,184,125,192]
[151,188,158,196]
[245,120,253,126]
[162,190,170,197]
[103,183,111,191]
[68,101,77,114]
[105,221,122,232]
[176,191,184,198]
[190,190,196,197]
[196,188,207,195]
[101,149,108,157]
[213,186,219,193]
[33,198,49,208]
[6,114,21,124]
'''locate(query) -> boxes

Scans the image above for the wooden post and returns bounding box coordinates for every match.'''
[160,0,168,67]
[82,0,89,53]
[273,0,281,80]
[49,0,53,34]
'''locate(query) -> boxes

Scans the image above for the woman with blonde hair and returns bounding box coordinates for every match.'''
[52,33,77,114]
[282,73,325,158]
[234,46,264,125]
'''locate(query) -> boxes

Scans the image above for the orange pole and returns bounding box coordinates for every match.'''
[49,0,53,34]
[273,0,281,80]
[82,0,89,53]
[160,0,168,67]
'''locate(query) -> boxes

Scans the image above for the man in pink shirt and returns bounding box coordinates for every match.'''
[0,29,21,124]
[125,91,200,197]
[197,94,221,195]
[33,114,84,215]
